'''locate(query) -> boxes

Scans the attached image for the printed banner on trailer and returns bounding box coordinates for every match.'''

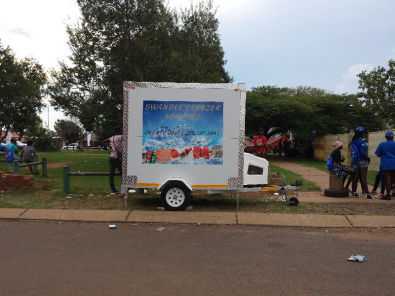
[142,100,223,165]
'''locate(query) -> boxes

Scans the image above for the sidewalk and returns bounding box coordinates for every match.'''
[1,208,395,228]
[297,191,395,204]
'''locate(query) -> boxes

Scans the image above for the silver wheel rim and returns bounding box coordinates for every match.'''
[165,187,186,208]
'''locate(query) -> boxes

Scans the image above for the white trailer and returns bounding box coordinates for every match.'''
[121,82,268,210]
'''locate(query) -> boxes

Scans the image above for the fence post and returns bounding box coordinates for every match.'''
[42,158,48,177]
[63,166,70,195]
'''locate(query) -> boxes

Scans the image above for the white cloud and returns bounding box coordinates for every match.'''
[0,1,80,129]
[9,27,31,39]
[0,0,80,69]
[335,64,375,94]
[167,0,269,22]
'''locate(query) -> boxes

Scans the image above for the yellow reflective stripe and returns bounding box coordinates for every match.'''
[136,183,160,187]
[192,184,227,189]
[136,183,228,189]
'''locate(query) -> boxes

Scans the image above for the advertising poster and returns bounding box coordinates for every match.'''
[142,100,223,165]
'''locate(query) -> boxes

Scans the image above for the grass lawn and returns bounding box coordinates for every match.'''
[270,165,320,191]
[0,151,122,209]
[0,150,322,210]
[3,152,392,215]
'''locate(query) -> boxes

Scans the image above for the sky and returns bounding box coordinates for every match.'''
[1,0,395,128]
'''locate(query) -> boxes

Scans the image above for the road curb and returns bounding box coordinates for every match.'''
[1,208,395,228]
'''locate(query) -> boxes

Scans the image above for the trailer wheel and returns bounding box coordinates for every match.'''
[161,182,191,211]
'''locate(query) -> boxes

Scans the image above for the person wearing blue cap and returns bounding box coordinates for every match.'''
[350,127,371,199]
[375,130,395,200]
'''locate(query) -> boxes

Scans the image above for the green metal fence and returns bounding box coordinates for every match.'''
[63,165,120,194]
[1,158,48,177]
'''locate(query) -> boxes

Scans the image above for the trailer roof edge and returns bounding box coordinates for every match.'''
[123,81,246,92]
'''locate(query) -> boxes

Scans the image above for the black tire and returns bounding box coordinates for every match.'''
[324,188,349,198]
[161,182,191,211]
[287,197,299,207]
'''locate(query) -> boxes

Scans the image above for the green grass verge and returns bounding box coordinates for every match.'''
[2,151,395,215]
[270,165,320,191]
[0,151,121,208]
[0,150,322,209]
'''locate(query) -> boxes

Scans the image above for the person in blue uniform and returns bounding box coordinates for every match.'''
[350,127,371,199]
[375,130,395,200]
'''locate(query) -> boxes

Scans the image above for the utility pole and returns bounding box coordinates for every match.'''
[47,104,50,129]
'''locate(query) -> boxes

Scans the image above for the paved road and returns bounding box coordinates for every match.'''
[0,222,394,296]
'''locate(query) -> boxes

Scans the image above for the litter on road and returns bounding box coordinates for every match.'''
[156,226,166,232]
[347,255,368,263]
[108,224,118,229]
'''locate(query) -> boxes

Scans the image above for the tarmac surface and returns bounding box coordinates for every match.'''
[1,221,395,296]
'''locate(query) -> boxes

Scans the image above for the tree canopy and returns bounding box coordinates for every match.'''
[49,0,230,139]
[358,60,395,126]
[54,119,83,144]
[246,86,384,139]
[0,41,46,137]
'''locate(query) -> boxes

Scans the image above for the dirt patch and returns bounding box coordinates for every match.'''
[47,162,67,169]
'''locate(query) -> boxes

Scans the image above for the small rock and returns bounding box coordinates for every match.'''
[108,224,117,229]
[65,195,73,199]
[88,193,94,198]
[156,226,166,232]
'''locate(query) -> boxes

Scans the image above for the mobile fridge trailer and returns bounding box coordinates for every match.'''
[121,82,269,210]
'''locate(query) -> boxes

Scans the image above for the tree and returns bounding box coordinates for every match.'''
[24,119,60,151]
[33,129,59,151]
[358,60,395,126]
[246,85,384,152]
[0,41,46,138]
[172,1,231,82]
[54,119,83,144]
[49,0,230,139]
